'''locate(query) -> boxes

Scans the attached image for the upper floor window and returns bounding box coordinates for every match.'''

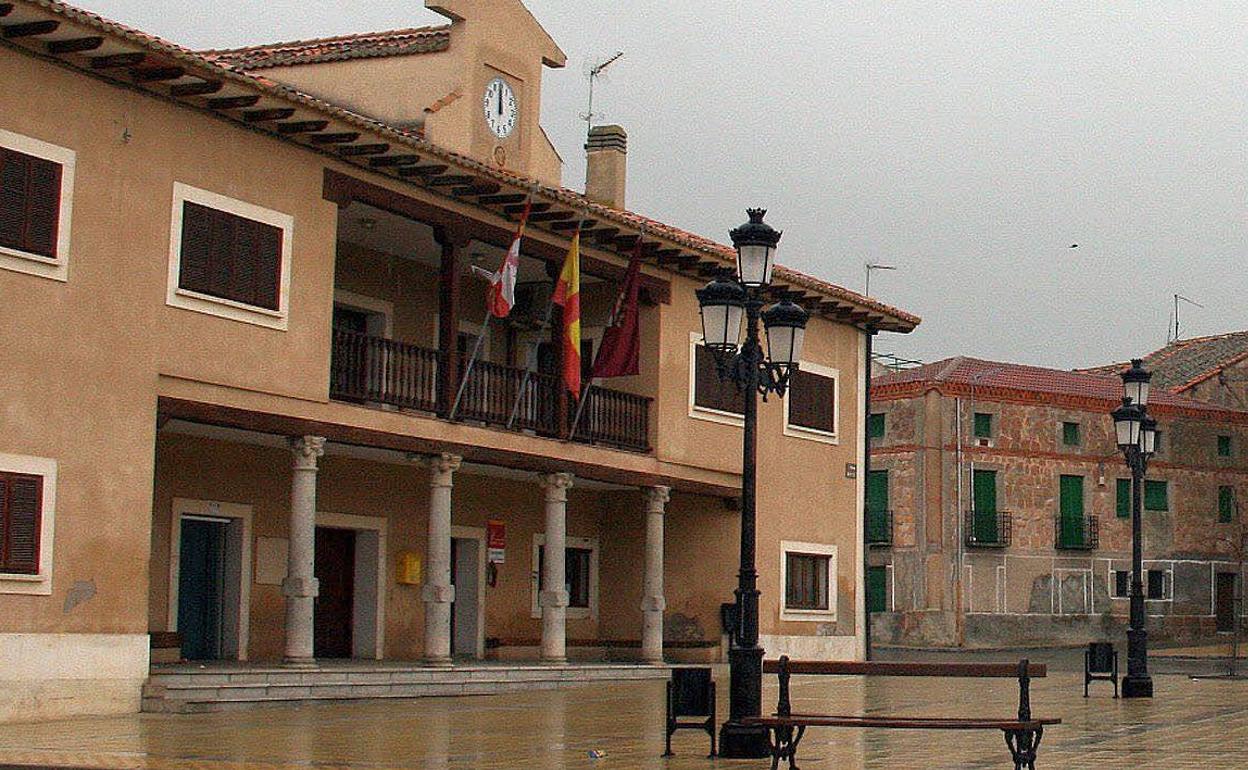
[0,129,75,281]
[1219,485,1235,523]
[973,412,993,439]
[868,412,886,439]
[167,183,292,330]
[784,363,839,442]
[1144,479,1168,512]
[0,471,40,575]
[1116,478,1131,518]
[1218,435,1232,457]
[689,337,744,423]
[1062,421,1080,446]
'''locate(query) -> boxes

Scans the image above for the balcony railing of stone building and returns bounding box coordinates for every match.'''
[866,509,893,546]
[1054,514,1099,551]
[329,329,651,453]
[964,510,1012,548]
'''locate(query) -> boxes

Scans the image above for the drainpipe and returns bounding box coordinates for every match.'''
[954,395,963,647]
[863,326,876,660]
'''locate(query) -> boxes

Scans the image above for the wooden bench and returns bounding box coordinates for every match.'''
[744,657,1061,770]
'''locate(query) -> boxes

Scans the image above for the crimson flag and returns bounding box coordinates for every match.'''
[591,239,643,378]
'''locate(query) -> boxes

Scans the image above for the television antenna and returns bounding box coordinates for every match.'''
[865,262,896,297]
[1170,293,1204,343]
[581,51,624,143]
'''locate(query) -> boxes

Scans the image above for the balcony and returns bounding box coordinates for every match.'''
[964,510,1012,548]
[866,509,893,546]
[330,329,651,453]
[1054,514,1099,551]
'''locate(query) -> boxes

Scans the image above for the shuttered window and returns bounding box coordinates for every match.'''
[1144,480,1168,512]
[178,201,283,311]
[788,369,836,434]
[1218,435,1232,457]
[973,413,992,438]
[784,552,829,611]
[0,146,62,259]
[1116,479,1131,518]
[693,344,744,415]
[1062,422,1080,446]
[1219,486,1235,523]
[868,413,885,438]
[0,471,42,575]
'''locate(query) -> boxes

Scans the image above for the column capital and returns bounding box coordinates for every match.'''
[412,452,463,482]
[643,485,671,511]
[538,472,574,494]
[289,436,326,471]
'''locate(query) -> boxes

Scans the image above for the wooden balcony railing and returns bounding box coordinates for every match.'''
[330,328,439,412]
[330,330,650,453]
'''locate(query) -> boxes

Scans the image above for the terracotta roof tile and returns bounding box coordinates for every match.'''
[874,356,1248,419]
[202,26,451,71]
[1076,331,1248,393]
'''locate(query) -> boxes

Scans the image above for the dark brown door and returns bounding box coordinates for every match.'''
[1216,572,1236,633]
[314,527,355,658]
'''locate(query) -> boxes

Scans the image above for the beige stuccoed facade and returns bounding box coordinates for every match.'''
[0,0,917,721]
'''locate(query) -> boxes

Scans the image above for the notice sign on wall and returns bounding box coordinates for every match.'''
[487,519,506,564]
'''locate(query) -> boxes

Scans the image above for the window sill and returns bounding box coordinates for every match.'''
[780,608,837,623]
[783,423,840,445]
[689,405,744,428]
[168,288,288,330]
[0,246,67,282]
[0,572,51,595]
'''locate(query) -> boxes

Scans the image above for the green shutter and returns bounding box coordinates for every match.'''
[1219,486,1234,523]
[1218,435,1232,457]
[1144,480,1168,511]
[972,469,998,542]
[1116,479,1131,518]
[866,471,889,543]
[866,566,887,613]
[1062,422,1080,446]
[973,413,992,438]
[868,413,886,439]
[1059,475,1085,548]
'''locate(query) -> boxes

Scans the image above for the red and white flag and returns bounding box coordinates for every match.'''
[486,200,531,318]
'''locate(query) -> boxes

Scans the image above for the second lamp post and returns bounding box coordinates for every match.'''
[696,209,810,757]
[1111,358,1157,698]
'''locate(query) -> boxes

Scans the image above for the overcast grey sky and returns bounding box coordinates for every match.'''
[87,1,1247,368]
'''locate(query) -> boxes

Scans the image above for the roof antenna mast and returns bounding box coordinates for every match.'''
[1172,293,1204,343]
[582,51,624,144]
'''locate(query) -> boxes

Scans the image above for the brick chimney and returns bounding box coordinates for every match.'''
[584,125,627,210]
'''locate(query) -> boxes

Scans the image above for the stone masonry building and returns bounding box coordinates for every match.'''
[867,356,1247,648]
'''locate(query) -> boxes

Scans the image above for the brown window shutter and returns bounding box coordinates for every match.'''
[0,149,26,249]
[0,472,42,574]
[789,370,835,433]
[693,345,744,415]
[179,201,283,311]
[0,147,62,259]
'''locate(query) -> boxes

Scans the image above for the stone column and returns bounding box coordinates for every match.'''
[419,452,462,666]
[641,485,670,664]
[538,472,574,663]
[284,435,326,667]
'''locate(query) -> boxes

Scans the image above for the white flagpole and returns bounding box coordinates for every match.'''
[448,311,491,421]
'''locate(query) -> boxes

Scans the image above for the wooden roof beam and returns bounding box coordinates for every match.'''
[130,66,185,83]
[242,107,297,123]
[368,154,422,168]
[276,120,330,135]
[549,218,597,231]
[654,248,683,264]
[425,174,475,187]
[169,79,222,97]
[528,210,576,223]
[337,143,390,157]
[476,193,527,206]
[308,132,360,145]
[90,52,146,69]
[206,94,261,110]
[46,36,104,54]
[584,227,620,242]
[3,19,59,38]
[451,182,502,197]
[397,164,449,178]
[0,5,13,17]
[505,202,551,215]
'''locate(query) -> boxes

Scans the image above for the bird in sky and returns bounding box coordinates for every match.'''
[1069,244,1079,248]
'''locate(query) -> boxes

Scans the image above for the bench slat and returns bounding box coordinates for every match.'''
[763,660,1047,678]
[745,716,1061,730]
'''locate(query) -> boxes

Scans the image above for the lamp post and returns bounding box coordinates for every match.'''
[697,209,809,758]
[1111,358,1156,698]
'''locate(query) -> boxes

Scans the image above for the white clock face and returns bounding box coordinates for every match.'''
[483,77,518,139]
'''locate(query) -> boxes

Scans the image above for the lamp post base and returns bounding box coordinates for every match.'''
[718,721,772,759]
[1121,674,1153,699]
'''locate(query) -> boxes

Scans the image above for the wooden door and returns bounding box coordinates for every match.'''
[1059,475,1085,548]
[1216,572,1236,633]
[314,527,355,659]
[178,518,226,660]
[972,469,998,542]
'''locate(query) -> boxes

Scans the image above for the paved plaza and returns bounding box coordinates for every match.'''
[1,655,1246,769]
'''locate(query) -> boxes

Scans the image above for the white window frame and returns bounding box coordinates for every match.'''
[783,361,841,444]
[0,453,56,595]
[779,540,837,622]
[688,332,744,427]
[0,129,75,282]
[529,534,599,621]
[166,182,294,330]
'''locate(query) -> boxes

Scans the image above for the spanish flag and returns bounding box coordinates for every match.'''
[552,228,581,399]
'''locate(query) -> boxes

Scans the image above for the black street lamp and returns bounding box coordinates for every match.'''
[697,209,809,758]
[1111,358,1156,698]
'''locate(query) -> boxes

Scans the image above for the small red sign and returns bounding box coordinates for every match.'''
[487,519,506,564]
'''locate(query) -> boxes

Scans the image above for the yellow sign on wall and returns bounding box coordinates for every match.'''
[395,551,422,585]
